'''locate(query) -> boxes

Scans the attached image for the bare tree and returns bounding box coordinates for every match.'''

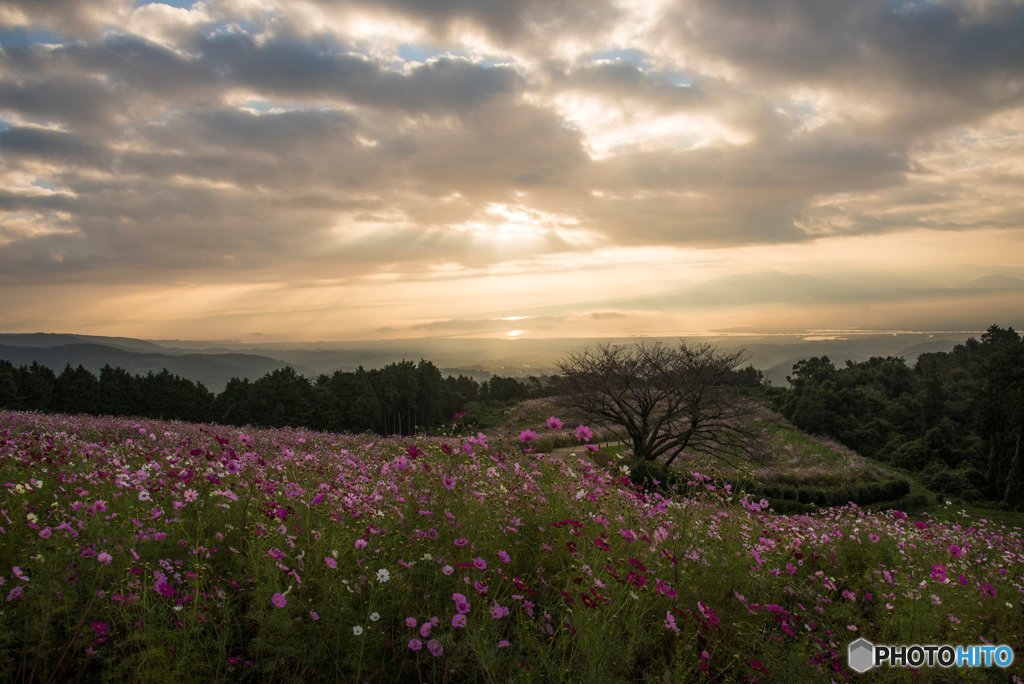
[557,340,756,468]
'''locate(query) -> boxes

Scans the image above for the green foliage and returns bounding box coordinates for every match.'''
[0,358,559,437]
[754,478,911,508]
[624,458,675,491]
[774,325,1024,508]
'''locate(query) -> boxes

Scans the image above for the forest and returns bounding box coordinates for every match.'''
[772,325,1024,508]
[0,358,553,436]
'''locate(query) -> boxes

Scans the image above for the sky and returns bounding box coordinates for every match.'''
[0,0,1022,342]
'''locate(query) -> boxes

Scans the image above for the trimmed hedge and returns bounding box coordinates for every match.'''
[623,456,911,509]
[752,478,910,507]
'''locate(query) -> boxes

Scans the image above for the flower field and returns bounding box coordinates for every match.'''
[0,410,1021,682]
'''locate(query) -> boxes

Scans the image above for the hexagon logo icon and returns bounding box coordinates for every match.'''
[848,638,875,673]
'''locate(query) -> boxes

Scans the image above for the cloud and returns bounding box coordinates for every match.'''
[0,125,104,166]
[0,0,1021,337]
[193,30,524,110]
[338,0,623,47]
[659,0,1024,132]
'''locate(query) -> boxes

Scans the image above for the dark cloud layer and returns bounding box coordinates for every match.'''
[0,0,1021,316]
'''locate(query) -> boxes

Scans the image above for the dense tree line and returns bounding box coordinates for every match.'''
[0,359,557,435]
[772,325,1024,508]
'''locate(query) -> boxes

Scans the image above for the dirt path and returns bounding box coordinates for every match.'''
[546,443,630,467]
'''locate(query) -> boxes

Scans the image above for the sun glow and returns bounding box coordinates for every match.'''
[454,203,585,244]
[551,93,751,159]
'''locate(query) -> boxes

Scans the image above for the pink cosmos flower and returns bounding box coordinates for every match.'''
[354,539,368,550]
[271,593,287,608]
[310,611,320,621]
[451,613,467,628]
[473,557,488,570]
[405,617,417,628]
[427,639,443,657]
[452,593,471,614]
[498,550,511,564]
[183,489,198,502]
[931,564,948,583]
[546,416,563,430]
[442,474,457,490]
[324,557,337,569]
[407,639,422,652]
[497,639,511,648]
[97,551,112,565]
[518,429,537,443]
[419,622,432,638]
[697,601,719,627]
[489,602,509,619]
[664,610,680,633]
[91,621,109,641]
[574,425,593,442]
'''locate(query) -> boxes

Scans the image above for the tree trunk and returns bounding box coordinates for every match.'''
[1004,431,1023,508]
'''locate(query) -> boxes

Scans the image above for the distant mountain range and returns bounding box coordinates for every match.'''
[958,274,1024,290]
[0,329,998,391]
[0,338,286,391]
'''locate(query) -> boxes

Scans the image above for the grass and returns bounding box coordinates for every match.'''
[0,409,1020,682]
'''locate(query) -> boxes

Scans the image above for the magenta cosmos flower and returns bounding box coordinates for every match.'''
[271,593,287,608]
